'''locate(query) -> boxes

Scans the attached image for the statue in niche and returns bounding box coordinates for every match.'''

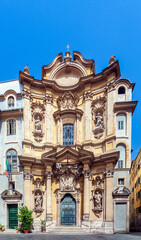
[35,193,43,209]
[95,112,104,129]
[35,116,41,133]
[93,112,104,139]
[91,175,103,218]
[94,190,102,210]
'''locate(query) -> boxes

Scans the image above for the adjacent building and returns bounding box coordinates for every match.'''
[130,148,141,231]
[0,80,24,229]
[0,51,137,233]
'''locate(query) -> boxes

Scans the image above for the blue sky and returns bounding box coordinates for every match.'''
[0,0,140,159]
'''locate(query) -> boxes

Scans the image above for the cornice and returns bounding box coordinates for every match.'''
[73,51,95,74]
[19,60,120,93]
[22,140,55,150]
[53,108,83,121]
[42,146,94,166]
[0,108,23,119]
[92,151,119,167]
[114,101,138,114]
[42,53,63,78]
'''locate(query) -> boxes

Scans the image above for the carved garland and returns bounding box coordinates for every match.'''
[91,96,106,139]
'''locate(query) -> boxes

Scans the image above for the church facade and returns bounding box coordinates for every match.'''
[0,51,137,233]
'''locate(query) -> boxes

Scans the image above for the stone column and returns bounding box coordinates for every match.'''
[56,116,61,144]
[83,170,90,221]
[45,95,54,143]
[22,90,32,140]
[83,90,93,142]
[46,170,52,223]
[76,191,81,226]
[104,167,114,223]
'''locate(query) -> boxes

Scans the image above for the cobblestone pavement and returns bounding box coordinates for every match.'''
[0,233,141,240]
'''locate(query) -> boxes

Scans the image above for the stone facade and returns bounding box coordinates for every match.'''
[0,51,137,233]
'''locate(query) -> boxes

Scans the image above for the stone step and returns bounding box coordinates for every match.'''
[46,226,90,234]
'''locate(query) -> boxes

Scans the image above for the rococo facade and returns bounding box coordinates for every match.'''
[0,51,137,233]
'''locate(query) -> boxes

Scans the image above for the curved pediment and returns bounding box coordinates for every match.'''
[49,61,87,87]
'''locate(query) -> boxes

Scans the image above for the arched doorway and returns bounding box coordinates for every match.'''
[60,194,76,226]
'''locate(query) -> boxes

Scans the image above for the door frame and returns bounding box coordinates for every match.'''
[113,199,129,232]
[55,190,81,226]
[4,201,21,229]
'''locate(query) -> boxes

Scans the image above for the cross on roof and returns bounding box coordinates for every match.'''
[66,44,70,51]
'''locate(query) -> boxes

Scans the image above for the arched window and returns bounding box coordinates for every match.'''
[7,119,16,135]
[118,86,126,102]
[6,149,18,172]
[116,113,126,136]
[8,96,14,108]
[118,86,125,94]
[63,124,74,145]
[116,144,126,168]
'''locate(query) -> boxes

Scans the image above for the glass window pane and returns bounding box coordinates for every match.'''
[63,124,74,145]
[8,97,14,108]
[6,149,17,172]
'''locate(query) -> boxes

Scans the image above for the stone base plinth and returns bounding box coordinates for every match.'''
[33,218,41,232]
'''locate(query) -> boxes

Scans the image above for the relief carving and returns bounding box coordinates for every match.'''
[43,94,54,104]
[57,91,79,110]
[22,89,33,101]
[91,96,106,139]
[83,90,93,101]
[54,162,83,192]
[91,176,104,218]
[33,178,44,217]
[60,171,76,191]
